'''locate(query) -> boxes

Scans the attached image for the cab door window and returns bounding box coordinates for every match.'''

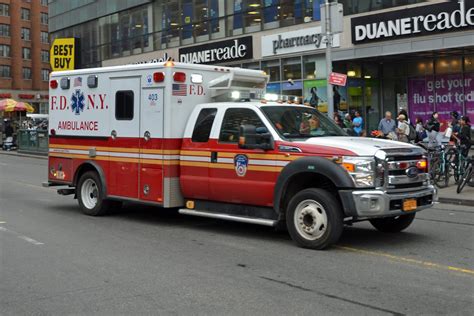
[219,108,267,143]
[192,108,217,142]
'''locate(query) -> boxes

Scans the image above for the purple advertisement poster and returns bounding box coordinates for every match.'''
[408,73,474,129]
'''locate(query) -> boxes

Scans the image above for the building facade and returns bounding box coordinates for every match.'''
[49,0,474,132]
[0,0,50,114]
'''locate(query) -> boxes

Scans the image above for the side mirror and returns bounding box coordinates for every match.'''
[238,124,274,150]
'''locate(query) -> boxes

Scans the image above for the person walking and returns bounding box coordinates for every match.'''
[396,114,410,143]
[378,111,396,137]
[415,117,426,142]
[333,112,344,128]
[352,111,363,136]
[455,116,471,158]
[426,112,441,147]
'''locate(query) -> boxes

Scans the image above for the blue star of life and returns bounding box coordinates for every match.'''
[71,89,85,115]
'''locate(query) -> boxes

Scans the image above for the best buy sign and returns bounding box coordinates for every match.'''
[50,38,80,71]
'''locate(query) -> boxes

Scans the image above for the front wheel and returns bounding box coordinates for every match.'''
[369,213,416,233]
[457,165,473,194]
[286,188,343,250]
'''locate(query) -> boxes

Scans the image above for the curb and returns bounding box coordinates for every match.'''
[438,197,474,207]
[0,151,47,160]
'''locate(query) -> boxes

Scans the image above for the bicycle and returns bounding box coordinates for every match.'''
[420,144,450,188]
[447,143,470,184]
[457,156,473,193]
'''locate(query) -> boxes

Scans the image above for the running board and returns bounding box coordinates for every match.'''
[178,209,277,227]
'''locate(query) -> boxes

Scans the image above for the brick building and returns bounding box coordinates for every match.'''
[0,0,50,114]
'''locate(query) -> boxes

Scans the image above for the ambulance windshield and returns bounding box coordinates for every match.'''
[261,106,347,139]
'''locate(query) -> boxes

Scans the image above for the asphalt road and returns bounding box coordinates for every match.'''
[1,154,473,315]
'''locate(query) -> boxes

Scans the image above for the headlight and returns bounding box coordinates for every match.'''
[341,156,375,187]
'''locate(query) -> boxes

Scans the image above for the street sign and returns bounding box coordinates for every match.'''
[50,38,80,71]
[328,72,347,86]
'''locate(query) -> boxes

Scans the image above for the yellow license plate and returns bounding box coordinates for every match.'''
[403,199,417,211]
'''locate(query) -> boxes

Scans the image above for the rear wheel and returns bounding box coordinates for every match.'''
[369,213,416,233]
[457,164,473,194]
[77,171,112,216]
[286,188,343,250]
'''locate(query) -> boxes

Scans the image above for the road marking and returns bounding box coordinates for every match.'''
[0,221,6,224]
[337,246,474,276]
[0,226,44,245]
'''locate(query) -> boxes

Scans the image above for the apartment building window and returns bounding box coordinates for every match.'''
[22,67,32,79]
[0,24,10,37]
[22,47,31,59]
[0,44,10,57]
[0,4,9,16]
[41,31,48,43]
[41,69,49,81]
[21,8,30,21]
[0,65,11,77]
[41,0,48,6]
[41,50,49,63]
[41,12,48,24]
[21,28,31,41]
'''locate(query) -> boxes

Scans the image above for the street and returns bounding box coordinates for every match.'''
[0,154,473,315]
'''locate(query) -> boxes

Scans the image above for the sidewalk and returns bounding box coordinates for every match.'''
[1,149,473,206]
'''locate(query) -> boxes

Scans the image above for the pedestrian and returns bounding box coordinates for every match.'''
[307,87,321,108]
[398,109,411,125]
[333,86,341,112]
[415,117,426,142]
[333,112,344,128]
[352,110,363,136]
[378,111,396,137]
[396,114,410,143]
[454,116,471,158]
[426,112,441,147]
[4,119,13,138]
[450,111,460,134]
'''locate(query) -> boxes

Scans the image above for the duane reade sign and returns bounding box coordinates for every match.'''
[352,0,474,44]
[179,36,253,64]
[261,27,340,57]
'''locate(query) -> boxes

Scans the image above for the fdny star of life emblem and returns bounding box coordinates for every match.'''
[71,89,85,115]
[234,154,249,177]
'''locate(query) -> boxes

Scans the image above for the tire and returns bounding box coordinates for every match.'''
[286,188,343,250]
[77,171,111,216]
[457,165,472,194]
[369,213,416,233]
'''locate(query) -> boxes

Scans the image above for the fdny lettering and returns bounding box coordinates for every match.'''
[57,121,98,131]
[51,94,107,111]
[189,85,205,96]
[87,94,107,109]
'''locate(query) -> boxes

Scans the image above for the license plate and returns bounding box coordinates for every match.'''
[403,199,417,211]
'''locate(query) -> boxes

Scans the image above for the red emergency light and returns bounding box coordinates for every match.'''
[173,72,186,83]
[153,72,165,82]
[50,80,58,89]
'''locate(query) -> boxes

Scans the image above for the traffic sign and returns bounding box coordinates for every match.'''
[328,72,347,86]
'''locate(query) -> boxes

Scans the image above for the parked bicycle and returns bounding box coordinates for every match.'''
[457,156,473,194]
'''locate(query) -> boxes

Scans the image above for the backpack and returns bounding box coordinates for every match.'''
[408,124,416,141]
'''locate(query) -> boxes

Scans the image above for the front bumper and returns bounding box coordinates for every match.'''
[340,185,437,220]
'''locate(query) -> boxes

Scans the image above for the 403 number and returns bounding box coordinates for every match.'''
[148,93,159,101]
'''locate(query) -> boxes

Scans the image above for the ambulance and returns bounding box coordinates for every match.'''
[45,62,437,249]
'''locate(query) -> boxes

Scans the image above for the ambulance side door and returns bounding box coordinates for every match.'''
[139,87,165,202]
[108,77,141,199]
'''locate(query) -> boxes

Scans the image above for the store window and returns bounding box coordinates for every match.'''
[22,47,31,60]
[0,44,10,57]
[0,65,10,77]
[262,59,280,82]
[435,57,462,75]
[346,63,362,78]
[41,69,49,81]
[244,1,262,32]
[22,67,32,80]
[340,0,427,15]
[407,59,434,76]
[21,8,30,20]
[40,31,48,43]
[242,62,260,70]
[194,0,209,40]
[465,55,474,73]
[0,24,10,37]
[0,4,9,16]
[282,57,302,81]
[303,55,326,80]
[21,28,31,41]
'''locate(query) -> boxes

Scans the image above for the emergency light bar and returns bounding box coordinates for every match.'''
[209,70,268,102]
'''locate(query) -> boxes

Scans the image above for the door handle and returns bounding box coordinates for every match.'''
[144,131,151,141]
[211,152,218,163]
[111,130,117,139]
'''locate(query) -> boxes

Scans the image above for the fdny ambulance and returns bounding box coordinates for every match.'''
[45,62,437,249]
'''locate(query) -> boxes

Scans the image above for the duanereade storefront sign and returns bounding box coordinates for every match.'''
[261,27,340,57]
[352,0,474,44]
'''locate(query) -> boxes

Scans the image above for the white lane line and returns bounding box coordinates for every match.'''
[0,226,44,245]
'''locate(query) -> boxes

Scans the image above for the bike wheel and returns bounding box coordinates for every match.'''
[457,165,472,194]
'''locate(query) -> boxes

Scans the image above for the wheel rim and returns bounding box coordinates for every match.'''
[81,178,98,209]
[294,199,328,240]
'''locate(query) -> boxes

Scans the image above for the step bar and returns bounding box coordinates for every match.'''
[178,209,277,227]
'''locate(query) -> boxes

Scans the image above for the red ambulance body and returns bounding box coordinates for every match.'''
[45,62,436,249]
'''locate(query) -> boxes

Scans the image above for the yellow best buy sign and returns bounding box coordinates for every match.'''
[50,38,79,71]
